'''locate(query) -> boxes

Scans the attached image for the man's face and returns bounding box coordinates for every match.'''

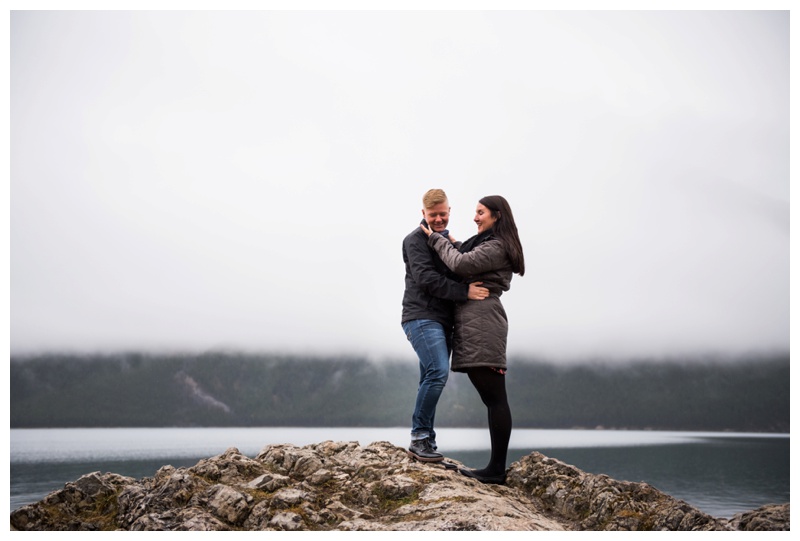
[422,202,450,233]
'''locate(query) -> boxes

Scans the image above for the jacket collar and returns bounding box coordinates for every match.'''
[460,228,494,253]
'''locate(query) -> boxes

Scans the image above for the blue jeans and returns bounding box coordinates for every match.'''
[402,319,451,444]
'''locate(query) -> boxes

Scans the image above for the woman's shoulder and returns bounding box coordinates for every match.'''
[475,237,505,252]
[469,238,510,268]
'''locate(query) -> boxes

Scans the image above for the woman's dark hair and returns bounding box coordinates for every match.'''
[480,195,525,276]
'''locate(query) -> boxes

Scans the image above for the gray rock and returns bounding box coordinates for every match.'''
[728,503,790,531]
[205,484,252,524]
[270,488,311,508]
[270,511,304,531]
[507,452,729,531]
[308,468,334,485]
[245,472,291,492]
[9,441,790,531]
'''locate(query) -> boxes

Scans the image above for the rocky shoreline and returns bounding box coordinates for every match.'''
[10,441,790,531]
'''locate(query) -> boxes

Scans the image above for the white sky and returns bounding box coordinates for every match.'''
[6,3,793,361]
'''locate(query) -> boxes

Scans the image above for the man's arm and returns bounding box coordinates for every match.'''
[468,282,490,300]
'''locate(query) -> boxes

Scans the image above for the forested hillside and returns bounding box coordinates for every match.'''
[10,352,789,432]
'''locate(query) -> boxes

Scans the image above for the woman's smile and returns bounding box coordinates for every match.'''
[474,203,497,233]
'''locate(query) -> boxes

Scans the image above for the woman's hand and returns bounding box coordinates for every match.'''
[421,223,457,243]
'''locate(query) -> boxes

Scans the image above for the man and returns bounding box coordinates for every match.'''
[401,189,489,462]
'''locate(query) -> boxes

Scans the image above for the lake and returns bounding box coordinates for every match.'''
[9,427,790,520]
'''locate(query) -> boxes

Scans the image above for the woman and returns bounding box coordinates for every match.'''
[420,195,525,485]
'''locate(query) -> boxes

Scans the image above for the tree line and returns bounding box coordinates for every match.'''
[10,351,789,432]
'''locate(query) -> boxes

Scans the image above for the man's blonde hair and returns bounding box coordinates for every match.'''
[422,189,448,209]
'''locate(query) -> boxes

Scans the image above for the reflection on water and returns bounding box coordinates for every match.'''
[9,428,789,519]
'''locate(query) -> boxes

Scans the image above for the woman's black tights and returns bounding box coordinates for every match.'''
[467,367,512,476]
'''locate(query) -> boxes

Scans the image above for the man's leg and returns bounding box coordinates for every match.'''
[402,319,449,461]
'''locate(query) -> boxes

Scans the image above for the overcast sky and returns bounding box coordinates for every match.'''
[8,7,790,361]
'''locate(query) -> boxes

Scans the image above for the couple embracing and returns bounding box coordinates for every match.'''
[401,188,525,485]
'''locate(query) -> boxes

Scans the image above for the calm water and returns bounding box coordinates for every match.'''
[9,428,790,519]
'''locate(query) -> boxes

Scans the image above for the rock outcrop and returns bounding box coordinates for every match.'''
[728,503,791,531]
[9,441,789,531]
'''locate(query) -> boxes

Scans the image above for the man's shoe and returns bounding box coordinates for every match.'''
[407,438,444,462]
[459,467,506,485]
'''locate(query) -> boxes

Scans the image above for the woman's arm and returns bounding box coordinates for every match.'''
[426,232,508,276]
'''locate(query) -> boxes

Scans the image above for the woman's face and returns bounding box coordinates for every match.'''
[474,203,497,233]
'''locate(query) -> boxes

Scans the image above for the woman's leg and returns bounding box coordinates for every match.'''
[467,367,512,477]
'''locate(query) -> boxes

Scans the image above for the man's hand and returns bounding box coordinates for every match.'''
[468,281,490,300]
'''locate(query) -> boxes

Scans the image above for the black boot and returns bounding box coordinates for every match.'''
[407,437,443,462]
[459,467,506,485]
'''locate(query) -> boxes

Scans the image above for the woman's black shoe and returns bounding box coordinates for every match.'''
[459,467,506,485]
